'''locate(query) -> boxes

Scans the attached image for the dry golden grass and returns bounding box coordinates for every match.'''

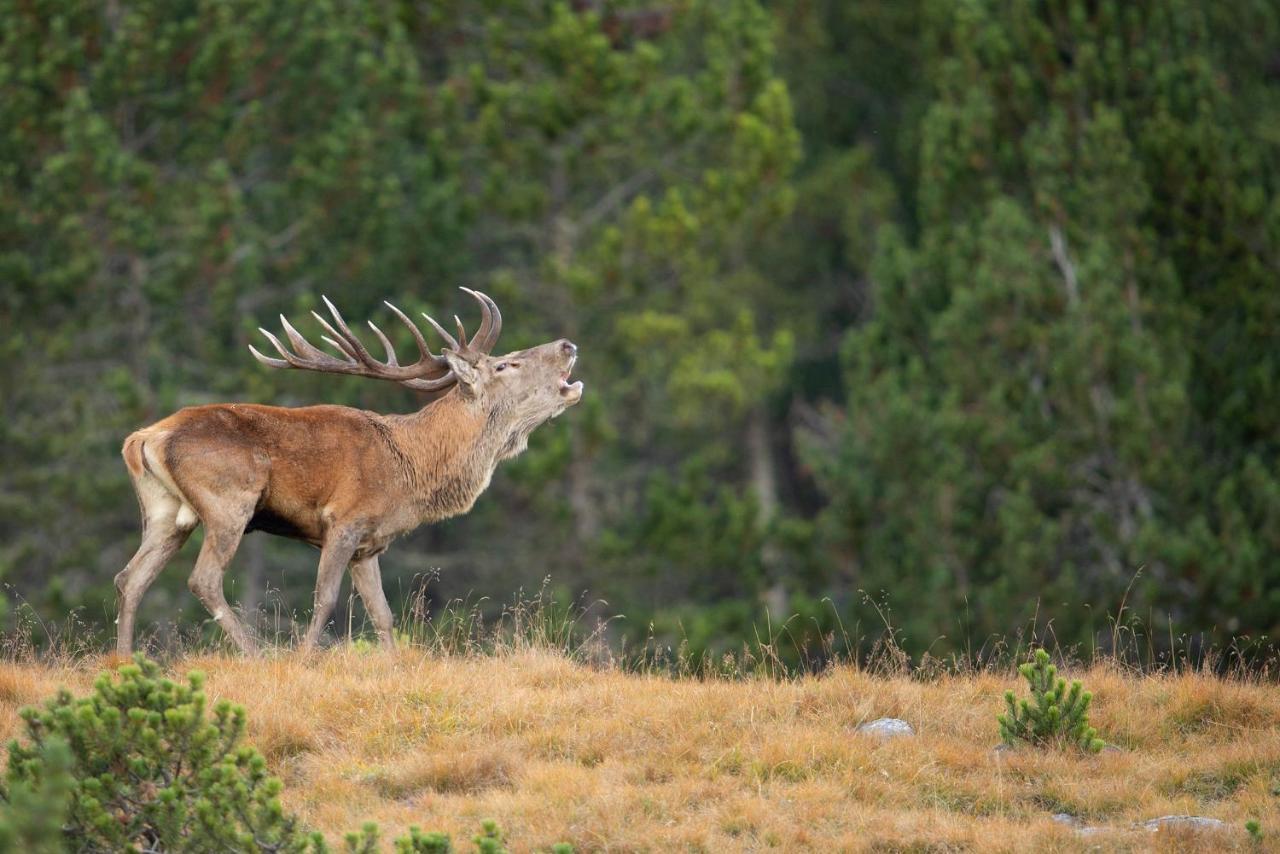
[1,648,1277,852]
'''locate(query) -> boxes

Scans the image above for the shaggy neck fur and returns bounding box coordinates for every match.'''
[385,388,543,522]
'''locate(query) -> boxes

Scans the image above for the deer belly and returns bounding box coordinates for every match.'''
[245,508,322,545]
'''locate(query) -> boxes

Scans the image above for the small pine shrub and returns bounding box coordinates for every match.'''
[308,819,542,854]
[1246,819,1262,843]
[342,822,383,853]
[472,820,507,854]
[2,654,324,852]
[997,649,1105,753]
[0,656,574,853]
[0,736,75,853]
[394,825,454,853]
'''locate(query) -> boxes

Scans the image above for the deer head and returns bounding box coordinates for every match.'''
[249,288,583,449]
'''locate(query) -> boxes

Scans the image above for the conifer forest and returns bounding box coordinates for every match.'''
[2,0,1278,662]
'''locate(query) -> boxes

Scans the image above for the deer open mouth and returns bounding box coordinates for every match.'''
[558,355,583,398]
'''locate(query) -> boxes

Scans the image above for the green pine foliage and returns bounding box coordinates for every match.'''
[392,826,454,854]
[0,737,75,854]
[471,820,507,854]
[0,0,802,657]
[997,650,1104,753]
[802,0,1280,653]
[1247,820,1263,844]
[3,0,1279,663]
[0,658,569,853]
[2,654,323,852]
[342,819,515,854]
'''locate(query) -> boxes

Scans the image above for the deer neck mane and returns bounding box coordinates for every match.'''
[384,390,512,520]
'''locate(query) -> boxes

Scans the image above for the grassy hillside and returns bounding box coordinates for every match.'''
[0,647,1277,852]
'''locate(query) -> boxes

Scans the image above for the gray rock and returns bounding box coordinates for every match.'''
[1051,813,1231,839]
[856,717,914,738]
[991,742,1014,753]
[1051,814,1107,837]
[1143,815,1227,832]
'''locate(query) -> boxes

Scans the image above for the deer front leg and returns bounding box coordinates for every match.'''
[300,529,361,651]
[350,555,395,646]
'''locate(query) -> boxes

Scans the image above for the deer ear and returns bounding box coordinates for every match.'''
[443,350,481,389]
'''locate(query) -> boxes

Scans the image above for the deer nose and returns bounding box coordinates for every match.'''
[561,340,577,357]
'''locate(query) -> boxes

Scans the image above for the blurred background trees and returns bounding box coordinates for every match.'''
[2,0,1277,660]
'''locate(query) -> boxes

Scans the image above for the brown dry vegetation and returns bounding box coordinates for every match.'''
[1,648,1277,852]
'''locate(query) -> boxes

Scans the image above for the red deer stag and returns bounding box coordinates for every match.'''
[115,289,582,655]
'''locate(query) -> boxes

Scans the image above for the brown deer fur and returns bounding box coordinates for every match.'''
[114,294,581,655]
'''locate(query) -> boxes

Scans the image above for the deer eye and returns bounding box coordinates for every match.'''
[495,362,507,372]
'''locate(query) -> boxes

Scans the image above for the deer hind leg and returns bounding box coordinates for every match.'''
[187,510,258,654]
[162,440,269,655]
[300,529,362,652]
[115,474,196,657]
[350,555,395,646]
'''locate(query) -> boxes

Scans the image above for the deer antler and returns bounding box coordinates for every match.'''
[249,289,504,391]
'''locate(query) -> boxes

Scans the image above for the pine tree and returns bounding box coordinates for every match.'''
[0,0,468,633]
[395,0,802,638]
[0,0,801,657]
[3,655,324,852]
[804,0,1280,652]
[997,649,1104,753]
[0,737,75,853]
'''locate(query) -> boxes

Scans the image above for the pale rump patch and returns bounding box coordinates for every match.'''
[135,475,180,524]
[132,431,201,532]
[175,504,199,531]
[141,435,190,501]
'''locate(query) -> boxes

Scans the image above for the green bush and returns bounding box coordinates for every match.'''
[997,649,1104,753]
[0,656,569,853]
[2,655,321,852]
[0,736,75,853]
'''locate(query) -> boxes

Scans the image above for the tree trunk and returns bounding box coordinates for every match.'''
[748,405,787,616]
[548,146,600,544]
[568,420,601,541]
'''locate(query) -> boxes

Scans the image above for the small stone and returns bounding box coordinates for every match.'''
[1050,814,1108,838]
[1100,743,1123,754]
[991,742,1014,753]
[1143,815,1227,832]
[856,717,914,738]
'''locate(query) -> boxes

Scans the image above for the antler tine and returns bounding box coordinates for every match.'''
[420,311,460,351]
[320,335,357,359]
[460,288,502,353]
[248,344,286,368]
[460,288,489,350]
[283,314,345,362]
[383,301,433,361]
[366,320,399,366]
[309,312,358,360]
[453,315,469,349]
[321,296,380,365]
[249,328,294,368]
